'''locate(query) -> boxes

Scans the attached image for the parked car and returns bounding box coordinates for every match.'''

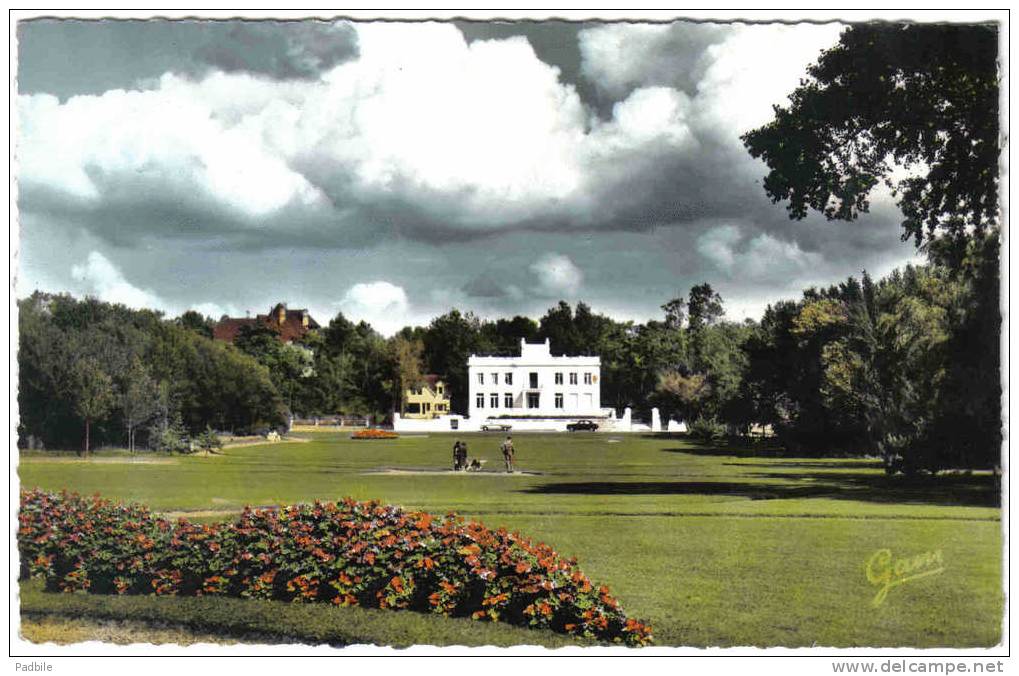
[566,420,599,432]
[480,422,513,431]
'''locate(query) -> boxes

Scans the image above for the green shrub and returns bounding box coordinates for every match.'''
[18,489,653,647]
[688,416,727,443]
[196,427,223,454]
[149,416,190,453]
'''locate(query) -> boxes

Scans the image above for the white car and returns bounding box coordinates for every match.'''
[480,422,512,432]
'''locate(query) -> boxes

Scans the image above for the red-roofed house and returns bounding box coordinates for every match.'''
[213,303,320,345]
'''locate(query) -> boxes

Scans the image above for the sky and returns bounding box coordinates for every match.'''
[14,18,922,335]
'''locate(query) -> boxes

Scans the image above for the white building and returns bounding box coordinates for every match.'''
[467,338,602,420]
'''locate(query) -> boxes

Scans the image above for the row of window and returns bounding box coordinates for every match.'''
[475,393,566,409]
[405,402,447,413]
[476,371,594,386]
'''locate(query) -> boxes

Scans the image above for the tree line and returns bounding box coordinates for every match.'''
[18,294,287,453]
[17,232,1000,474]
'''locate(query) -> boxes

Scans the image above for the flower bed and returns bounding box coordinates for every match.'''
[351,429,399,440]
[18,489,652,647]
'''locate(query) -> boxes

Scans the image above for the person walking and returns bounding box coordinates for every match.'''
[500,435,515,473]
[457,440,468,471]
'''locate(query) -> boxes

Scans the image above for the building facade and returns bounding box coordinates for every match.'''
[402,375,451,420]
[467,338,602,420]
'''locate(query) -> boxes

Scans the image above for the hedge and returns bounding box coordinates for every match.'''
[18,489,653,647]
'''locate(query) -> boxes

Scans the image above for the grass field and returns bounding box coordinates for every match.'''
[17,431,1002,648]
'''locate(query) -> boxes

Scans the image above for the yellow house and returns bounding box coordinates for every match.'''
[403,375,451,419]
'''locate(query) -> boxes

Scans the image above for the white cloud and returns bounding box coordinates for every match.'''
[696,224,742,269]
[693,24,845,137]
[530,253,583,298]
[338,280,411,336]
[17,21,742,244]
[696,225,825,282]
[578,23,726,99]
[71,250,164,309]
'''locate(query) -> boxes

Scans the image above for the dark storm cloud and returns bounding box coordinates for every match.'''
[196,21,358,80]
[17,19,358,98]
[462,273,511,299]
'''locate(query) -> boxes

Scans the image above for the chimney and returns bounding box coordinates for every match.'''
[277,303,286,325]
[302,310,309,328]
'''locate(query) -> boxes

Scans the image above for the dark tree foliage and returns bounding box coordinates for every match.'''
[17,293,286,450]
[686,283,725,333]
[742,23,999,260]
[175,310,214,339]
[421,310,487,416]
[742,22,1001,470]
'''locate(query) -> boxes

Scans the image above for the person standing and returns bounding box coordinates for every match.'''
[500,435,515,473]
[457,440,468,471]
[452,440,462,471]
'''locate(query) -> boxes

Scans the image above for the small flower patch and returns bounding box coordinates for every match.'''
[351,429,399,440]
[18,489,652,646]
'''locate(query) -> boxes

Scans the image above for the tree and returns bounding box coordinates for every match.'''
[661,297,686,330]
[482,316,540,354]
[687,283,724,332]
[120,356,160,453]
[538,301,581,355]
[176,310,214,338]
[390,336,425,414]
[422,310,485,415]
[196,426,223,455]
[742,23,1001,468]
[70,357,115,455]
[656,371,711,422]
[742,23,999,262]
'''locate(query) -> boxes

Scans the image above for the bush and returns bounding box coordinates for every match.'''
[18,489,653,647]
[196,427,223,454]
[688,416,727,443]
[149,416,190,453]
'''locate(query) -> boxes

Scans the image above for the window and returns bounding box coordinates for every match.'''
[490,393,499,408]
[437,385,443,394]
[527,393,540,409]
[554,372,563,385]
[491,372,499,385]
[476,393,485,409]
[555,393,564,409]
[584,372,593,385]
[569,372,578,385]
[529,372,539,388]
[406,403,421,414]
[504,393,513,408]
[504,372,513,386]
[478,373,484,385]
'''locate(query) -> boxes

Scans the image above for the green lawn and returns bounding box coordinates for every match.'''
[18,431,1002,648]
